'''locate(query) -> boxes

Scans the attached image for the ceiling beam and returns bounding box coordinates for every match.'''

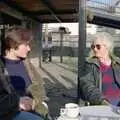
[40,0,62,23]
[115,0,120,5]
[88,16,120,29]
[39,18,78,23]
[2,1,40,22]
[25,9,77,15]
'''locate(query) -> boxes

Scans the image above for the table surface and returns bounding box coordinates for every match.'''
[57,106,120,120]
[79,106,120,119]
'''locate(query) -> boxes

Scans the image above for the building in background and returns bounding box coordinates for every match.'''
[42,23,120,59]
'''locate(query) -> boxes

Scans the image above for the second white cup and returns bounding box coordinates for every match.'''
[65,103,80,118]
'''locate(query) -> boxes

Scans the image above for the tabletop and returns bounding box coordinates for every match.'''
[79,105,120,120]
[57,105,120,120]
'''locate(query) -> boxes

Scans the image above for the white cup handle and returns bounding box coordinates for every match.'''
[60,108,66,116]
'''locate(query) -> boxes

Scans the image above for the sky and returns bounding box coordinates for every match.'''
[48,23,97,35]
[48,23,79,35]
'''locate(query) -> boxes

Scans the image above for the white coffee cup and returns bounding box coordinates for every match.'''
[65,103,80,118]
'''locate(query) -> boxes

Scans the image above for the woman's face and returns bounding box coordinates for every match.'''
[91,38,109,58]
[14,42,31,59]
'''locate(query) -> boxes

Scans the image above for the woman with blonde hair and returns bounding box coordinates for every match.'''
[80,32,120,106]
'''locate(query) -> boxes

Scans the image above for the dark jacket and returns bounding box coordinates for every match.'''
[79,55,120,105]
[0,59,19,119]
[0,57,48,117]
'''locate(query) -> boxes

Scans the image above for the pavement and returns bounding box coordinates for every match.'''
[30,57,78,118]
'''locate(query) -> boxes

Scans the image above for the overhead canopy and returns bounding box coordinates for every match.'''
[1,0,120,29]
[3,0,78,23]
[0,12,21,25]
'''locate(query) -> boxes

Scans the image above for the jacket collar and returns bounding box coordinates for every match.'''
[86,54,120,67]
[86,56,99,67]
[110,54,120,65]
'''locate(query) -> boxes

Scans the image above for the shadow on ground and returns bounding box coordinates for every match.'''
[41,66,78,118]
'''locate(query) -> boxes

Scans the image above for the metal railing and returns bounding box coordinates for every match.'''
[87,0,120,14]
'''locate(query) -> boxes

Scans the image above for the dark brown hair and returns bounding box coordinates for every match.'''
[2,26,32,55]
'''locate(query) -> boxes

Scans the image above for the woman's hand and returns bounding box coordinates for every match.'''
[19,96,35,111]
[101,100,110,105]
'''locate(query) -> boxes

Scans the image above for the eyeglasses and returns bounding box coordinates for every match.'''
[91,44,102,50]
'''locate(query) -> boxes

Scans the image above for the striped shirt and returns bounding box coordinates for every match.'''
[100,62,120,106]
